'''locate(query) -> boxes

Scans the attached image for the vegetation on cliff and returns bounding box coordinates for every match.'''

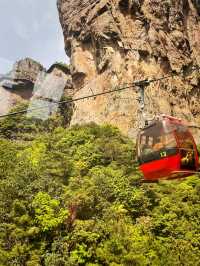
[0,104,199,266]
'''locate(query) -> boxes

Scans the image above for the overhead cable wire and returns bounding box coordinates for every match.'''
[0,65,199,119]
[0,84,136,119]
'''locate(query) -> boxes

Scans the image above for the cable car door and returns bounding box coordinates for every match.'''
[175,125,197,171]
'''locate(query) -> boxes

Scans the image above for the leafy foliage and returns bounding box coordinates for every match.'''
[32,192,69,232]
[0,99,73,140]
[0,111,199,265]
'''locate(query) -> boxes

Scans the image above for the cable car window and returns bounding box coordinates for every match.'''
[138,122,177,164]
[163,120,176,133]
[176,125,194,150]
[175,125,196,170]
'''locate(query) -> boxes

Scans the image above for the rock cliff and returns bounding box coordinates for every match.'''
[57,0,200,139]
[0,59,72,116]
[0,58,43,115]
[12,58,45,83]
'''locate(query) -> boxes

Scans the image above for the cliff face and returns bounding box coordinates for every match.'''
[12,58,45,82]
[57,0,200,139]
[0,58,43,115]
[0,59,72,116]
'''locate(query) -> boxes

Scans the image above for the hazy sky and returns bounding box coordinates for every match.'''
[0,0,68,74]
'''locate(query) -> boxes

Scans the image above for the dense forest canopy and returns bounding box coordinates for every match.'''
[0,103,199,266]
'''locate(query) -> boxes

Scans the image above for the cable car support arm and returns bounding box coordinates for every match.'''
[135,80,150,129]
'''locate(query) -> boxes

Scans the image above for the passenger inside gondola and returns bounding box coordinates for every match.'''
[176,125,196,170]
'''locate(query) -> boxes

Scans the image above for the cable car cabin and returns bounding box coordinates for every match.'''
[137,115,199,182]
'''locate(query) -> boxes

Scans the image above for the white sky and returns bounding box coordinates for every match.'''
[0,0,68,74]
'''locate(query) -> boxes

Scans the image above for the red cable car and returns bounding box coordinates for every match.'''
[137,115,199,182]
